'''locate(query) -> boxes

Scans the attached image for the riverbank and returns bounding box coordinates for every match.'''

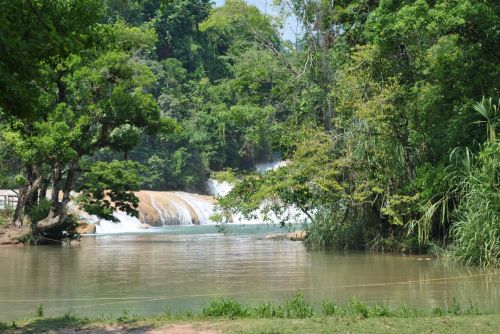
[3,299,499,334]
[3,315,499,333]
[0,225,30,245]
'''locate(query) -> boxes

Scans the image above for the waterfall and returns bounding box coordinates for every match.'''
[86,160,307,234]
[206,160,307,227]
[255,160,290,173]
[94,211,150,234]
[206,179,233,197]
[87,191,217,233]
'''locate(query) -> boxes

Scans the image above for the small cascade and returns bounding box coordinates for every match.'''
[255,160,290,173]
[95,211,150,234]
[136,191,216,226]
[206,179,233,197]
[87,191,218,233]
[87,160,308,233]
[206,160,308,227]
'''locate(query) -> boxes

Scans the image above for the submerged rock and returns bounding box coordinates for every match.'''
[265,231,307,241]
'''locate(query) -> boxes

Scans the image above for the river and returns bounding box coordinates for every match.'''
[0,225,498,320]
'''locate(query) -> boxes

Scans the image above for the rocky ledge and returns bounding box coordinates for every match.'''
[265,231,307,241]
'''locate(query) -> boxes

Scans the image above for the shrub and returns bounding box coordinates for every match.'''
[0,321,8,331]
[35,304,44,317]
[28,199,51,225]
[371,304,393,317]
[305,209,365,250]
[252,302,276,318]
[321,301,338,316]
[277,292,314,318]
[344,298,370,318]
[202,298,249,318]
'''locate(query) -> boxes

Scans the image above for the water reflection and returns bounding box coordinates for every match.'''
[0,230,498,320]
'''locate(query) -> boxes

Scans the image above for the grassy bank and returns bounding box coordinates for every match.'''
[3,315,499,334]
[2,294,498,333]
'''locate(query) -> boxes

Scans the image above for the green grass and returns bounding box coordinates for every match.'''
[1,293,498,333]
[2,314,498,334]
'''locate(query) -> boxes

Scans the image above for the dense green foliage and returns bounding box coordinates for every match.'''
[0,0,498,264]
[216,0,499,265]
[450,142,500,267]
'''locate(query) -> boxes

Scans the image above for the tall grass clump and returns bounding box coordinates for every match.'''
[202,292,315,319]
[35,304,44,318]
[0,321,7,329]
[450,142,500,267]
[202,298,249,318]
[275,291,314,318]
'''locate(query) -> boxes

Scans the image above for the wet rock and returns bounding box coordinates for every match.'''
[289,231,307,241]
[266,231,307,241]
[76,222,96,234]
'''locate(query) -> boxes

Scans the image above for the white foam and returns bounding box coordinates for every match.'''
[206,179,233,197]
[91,211,151,234]
[255,160,290,173]
[83,160,309,233]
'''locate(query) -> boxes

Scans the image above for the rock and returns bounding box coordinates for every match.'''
[266,231,307,241]
[289,231,307,241]
[265,234,287,240]
[76,222,96,234]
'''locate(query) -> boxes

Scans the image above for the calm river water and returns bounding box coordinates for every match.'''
[0,225,498,320]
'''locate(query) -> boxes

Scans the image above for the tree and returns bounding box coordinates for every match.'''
[0,0,101,117]
[76,160,146,221]
[3,21,167,239]
[155,0,212,69]
[110,124,142,160]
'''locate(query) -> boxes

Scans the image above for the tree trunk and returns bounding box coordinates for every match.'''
[398,119,415,182]
[60,161,77,217]
[39,175,49,202]
[402,144,415,182]
[299,206,316,225]
[48,162,62,218]
[11,167,43,226]
[36,161,78,233]
[12,187,28,226]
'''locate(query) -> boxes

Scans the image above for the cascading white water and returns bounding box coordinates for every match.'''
[94,211,150,234]
[88,191,219,233]
[174,192,215,224]
[86,160,307,234]
[206,159,306,226]
[255,160,289,173]
[205,179,233,197]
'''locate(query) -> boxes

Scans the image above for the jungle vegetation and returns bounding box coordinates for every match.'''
[0,0,498,266]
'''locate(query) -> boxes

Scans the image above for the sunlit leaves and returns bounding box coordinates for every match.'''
[77,160,146,220]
